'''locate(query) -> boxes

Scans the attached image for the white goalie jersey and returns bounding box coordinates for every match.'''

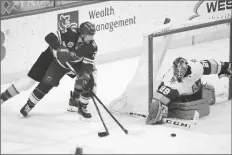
[154,59,220,105]
[162,59,204,95]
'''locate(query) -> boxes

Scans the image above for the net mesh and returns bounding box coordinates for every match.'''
[109,19,230,116]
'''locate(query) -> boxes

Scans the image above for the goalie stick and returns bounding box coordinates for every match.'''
[127,111,199,129]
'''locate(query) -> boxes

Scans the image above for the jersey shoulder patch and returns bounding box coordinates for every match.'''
[91,40,98,51]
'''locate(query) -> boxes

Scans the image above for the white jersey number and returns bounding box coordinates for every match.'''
[159,86,171,95]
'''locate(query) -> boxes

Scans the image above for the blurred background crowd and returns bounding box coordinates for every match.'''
[1,0,104,19]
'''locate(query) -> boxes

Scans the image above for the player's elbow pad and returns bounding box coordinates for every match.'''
[45,33,60,50]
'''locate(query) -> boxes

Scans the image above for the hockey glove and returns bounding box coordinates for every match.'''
[146,100,168,125]
[66,71,76,78]
[76,72,95,92]
[218,62,232,78]
[45,32,60,50]
[53,46,81,69]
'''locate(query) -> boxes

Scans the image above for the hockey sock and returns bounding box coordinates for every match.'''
[79,94,90,107]
[69,88,82,104]
[73,88,81,101]
[20,87,46,116]
[0,84,19,102]
[20,82,53,116]
[28,87,46,105]
[78,94,91,118]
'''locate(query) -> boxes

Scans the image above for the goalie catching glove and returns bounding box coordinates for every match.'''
[53,46,81,69]
[146,100,168,125]
[218,62,232,78]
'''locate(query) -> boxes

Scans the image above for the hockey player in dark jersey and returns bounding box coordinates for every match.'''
[0,21,97,119]
[146,57,232,125]
[64,22,98,118]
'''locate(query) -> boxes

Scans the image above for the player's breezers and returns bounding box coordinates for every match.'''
[1,22,98,119]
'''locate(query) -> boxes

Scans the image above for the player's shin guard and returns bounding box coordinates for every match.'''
[78,94,91,119]
[0,84,19,104]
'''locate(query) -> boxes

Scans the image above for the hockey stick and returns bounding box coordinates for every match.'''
[91,96,109,137]
[65,62,108,137]
[65,62,128,135]
[128,111,199,129]
[91,92,128,135]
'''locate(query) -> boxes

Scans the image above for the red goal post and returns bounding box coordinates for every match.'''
[230,18,232,100]
[148,18,232,110]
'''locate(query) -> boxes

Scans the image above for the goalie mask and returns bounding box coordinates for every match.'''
[173,57,188,82]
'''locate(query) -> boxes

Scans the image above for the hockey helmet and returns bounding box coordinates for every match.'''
[79,21,96,35]
[173,57,188,81]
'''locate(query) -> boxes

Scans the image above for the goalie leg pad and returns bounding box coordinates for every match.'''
[201,84,215,105]
[146,100,168,125]
[168,98,210,120]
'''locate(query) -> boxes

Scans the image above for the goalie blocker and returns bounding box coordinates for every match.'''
[146,58,232,125]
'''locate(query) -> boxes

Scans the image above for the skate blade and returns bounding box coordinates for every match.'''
[67,106,78,112]
[79,115,92,122]
[19,113,27,119]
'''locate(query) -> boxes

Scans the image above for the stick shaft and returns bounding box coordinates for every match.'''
[92,96,109,133]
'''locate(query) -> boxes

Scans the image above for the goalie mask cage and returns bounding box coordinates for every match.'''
[109,18,231,116]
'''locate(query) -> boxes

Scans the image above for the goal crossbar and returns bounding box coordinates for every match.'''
[148,18,232,107]
[150,18,231,38]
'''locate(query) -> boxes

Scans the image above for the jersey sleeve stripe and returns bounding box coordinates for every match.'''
[83,57,94,64]
[208,59,221,74]
[70,57,83,63]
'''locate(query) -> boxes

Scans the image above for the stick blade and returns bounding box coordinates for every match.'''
[124,129,128,134]
[98,132,109,137]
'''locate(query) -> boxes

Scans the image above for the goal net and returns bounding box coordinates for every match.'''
[109,18,231,117]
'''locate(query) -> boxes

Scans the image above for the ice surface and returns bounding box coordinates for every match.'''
[1,39,231,154]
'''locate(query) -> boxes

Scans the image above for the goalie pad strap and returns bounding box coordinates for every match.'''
[168,98,207,110]
[168,98,210,119]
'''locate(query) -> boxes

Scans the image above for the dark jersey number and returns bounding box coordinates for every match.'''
[200,60,211,75]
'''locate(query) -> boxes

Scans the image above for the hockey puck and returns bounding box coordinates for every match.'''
[164,18,171,24]
[171,133,176,137]
[75,147,83,155]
